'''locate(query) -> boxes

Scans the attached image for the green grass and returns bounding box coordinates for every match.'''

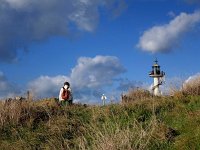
[1,96,200,149]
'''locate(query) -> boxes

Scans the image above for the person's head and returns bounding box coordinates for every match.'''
[64,81,70,87]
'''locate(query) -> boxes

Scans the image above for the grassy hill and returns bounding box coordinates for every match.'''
[0,94,200,150]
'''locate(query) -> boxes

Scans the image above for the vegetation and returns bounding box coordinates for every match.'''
[0,91,200,150]
[182,75,200,96]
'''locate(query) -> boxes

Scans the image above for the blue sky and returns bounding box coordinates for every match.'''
[0,0,200,104]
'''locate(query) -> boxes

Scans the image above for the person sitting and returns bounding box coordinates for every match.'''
[59,81,73,106]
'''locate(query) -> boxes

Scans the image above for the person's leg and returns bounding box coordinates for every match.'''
[65,100,69,106]
[65,100,70,106]
[68,100,73,105]
[60,100,72,106]
[60,100,66,106]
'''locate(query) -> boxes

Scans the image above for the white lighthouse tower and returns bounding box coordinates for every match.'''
[149,59,165,96]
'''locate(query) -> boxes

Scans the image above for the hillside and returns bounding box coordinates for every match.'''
[0,95,200,150]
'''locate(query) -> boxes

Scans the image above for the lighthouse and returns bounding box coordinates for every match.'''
[149,59,165,96]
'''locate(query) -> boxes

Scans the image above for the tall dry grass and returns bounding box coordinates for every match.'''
[3,88,197,150]
[0,100,30,127]
[0,97,175,150]
[121,88,152,104]
[0,98,59,129]
[81,116,168,150]
[182,75,200,96]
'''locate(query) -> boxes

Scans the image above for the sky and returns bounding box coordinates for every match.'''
[0,0,200,104]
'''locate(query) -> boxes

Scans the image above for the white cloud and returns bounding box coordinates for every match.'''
[25,71,200,102]
[27,75,70,98]
[70,55,126,89]
[137,11,200,53]
[0,0,126,62]
[0,55,126,102]
[69,55,126,103]
[27,55,126,103]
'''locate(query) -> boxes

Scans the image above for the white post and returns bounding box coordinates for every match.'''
[101,94,107,106]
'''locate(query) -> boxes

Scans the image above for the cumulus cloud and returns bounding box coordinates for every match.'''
[69,55,126,103]
[27,75,70,98]
[27,55,126,103]
[0,71,21,99]
[137,11,200,53]
[70,55,126,89]
[0,0,125,63]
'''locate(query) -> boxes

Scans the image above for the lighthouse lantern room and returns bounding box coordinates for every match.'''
[149,59,165,96]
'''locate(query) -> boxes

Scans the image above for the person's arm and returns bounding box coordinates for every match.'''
[68,88,73,100]
[59,88,63,101]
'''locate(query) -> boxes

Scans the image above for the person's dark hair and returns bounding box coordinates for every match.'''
[64,82,70,87]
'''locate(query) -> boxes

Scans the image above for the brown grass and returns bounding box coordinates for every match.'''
[4,92,200,149]
[182,75,200,95]
[121,88,152,104]
[0,97,172,149]
[0,100,30,127]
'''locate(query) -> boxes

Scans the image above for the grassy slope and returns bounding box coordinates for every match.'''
[0,96,200,150]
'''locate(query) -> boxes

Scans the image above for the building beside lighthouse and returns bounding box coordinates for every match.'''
[149,59,165,96]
